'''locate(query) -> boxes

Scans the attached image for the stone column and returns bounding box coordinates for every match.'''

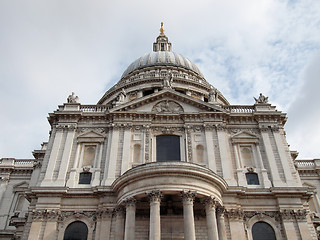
[98,209,112,240]
[281,210,299,240]
[216,125,236,185]
[41,126,64,185]
[272,127,295,185]
[114,207,125,240]
[148,190,162,240]
[124,197,136,240]
[295,210,314,239]
[225,209,246,240]
[56,125,77,186]
[204,125,217,172]
[255,144,272,188]
[0,176,9,203]
[260,127,282,186]
[203,196,219,240]
[104,125,120,185]
[181,190,196,240]
[121,125,132,174]
[217,206,227,240]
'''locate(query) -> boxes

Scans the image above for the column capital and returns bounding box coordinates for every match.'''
[114,206,125,217]
[202,196,220,209]
[181,190,196,203]
[147,190,162,203]
[216,206,225,216]
[124,197,136,208]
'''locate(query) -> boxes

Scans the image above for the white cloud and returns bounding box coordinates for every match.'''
[0,0,319,158]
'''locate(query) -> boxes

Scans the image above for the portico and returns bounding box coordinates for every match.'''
[114,162,228,239]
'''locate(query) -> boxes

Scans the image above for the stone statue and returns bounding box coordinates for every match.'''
[254,93,268,104]
[163,71,173,89]
[117,88,126,103]
[67,92,79,103]
[208,86,218,102]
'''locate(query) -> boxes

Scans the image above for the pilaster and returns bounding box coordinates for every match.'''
[260,127,282,186]
[216,125,236,185]
[204,125,217,172]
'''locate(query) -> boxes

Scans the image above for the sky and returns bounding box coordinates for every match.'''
[0,0,319,159]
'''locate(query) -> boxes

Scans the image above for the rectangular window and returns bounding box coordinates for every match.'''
[156,135,181,162]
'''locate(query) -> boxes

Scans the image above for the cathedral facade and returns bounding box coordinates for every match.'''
[1,25,320,240]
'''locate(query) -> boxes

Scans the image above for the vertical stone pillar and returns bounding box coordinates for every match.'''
[225,209,246,240]
[121,125,132,174]
[260,127,282,186]
[114,207,125,240]
[41,126,64,185]
[181,190,196,240]
[104,125,120,185]
[0,176,9,203]
[148,190,162,240]
[204,125,216,172]
[56,125,77,185]
[216,125,236,185]
[43,211,59,240]
[185,125,193,163]
[255,144,272,188]
[272,127,295,185]
[203,196,219,240]
[295,210,314,239]
[233,144,246,186]
[217,206,227,240]
[124,197,136,240]
[280,210,299,240]
[98,209,112,240]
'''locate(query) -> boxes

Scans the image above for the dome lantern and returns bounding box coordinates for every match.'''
[153,22,172,52]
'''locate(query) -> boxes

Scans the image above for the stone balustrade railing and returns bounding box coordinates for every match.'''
[225,105,255,113]
[295,160,316,168]
[80,105,109,112]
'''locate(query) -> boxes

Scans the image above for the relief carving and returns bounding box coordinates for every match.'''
[152,100,183,114]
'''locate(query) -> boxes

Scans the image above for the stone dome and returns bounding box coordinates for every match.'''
[121,51,203,79]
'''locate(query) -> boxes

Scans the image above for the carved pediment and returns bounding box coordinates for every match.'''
[231,131,259,144]
[110,89,223,114]
[77,131,106,143]
[152,100,183,114]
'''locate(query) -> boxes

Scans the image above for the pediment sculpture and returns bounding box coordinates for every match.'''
[152,100,183,114]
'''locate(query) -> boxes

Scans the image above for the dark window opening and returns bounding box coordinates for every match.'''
[63,221,88,240]
[161,43,165,51]
[156,135,181,162]
[252,221,276,240]
[176,89,185,94]
[246,172,259,185]
[204,97,208,102]
[79,172,92,184]
[143,89,154,96]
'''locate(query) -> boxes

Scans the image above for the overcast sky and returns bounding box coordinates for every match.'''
[0,0,319,159]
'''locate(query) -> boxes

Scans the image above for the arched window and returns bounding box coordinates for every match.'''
[246,172,259,185]
[63,221,88,240]
[156,135,180,162]
[79,172,92,184]
[252,221,276,240]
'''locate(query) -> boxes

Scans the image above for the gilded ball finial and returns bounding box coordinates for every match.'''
[160,22,164,35]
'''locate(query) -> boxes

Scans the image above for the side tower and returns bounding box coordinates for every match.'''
[16,24,318,240]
